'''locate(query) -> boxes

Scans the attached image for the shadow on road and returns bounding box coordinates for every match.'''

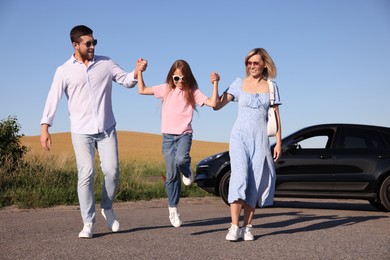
[92,224,173,238]
[273,199,379,212]
[187,199,389,239]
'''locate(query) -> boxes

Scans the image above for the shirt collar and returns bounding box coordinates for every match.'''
[71,54,96,65]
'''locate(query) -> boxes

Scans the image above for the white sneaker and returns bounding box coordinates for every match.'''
[182,169,194,186]
[242,224,254,241]
[101,209,120,232]
[226,224,242,241]
[168,207,182,227]
[78,223,94,239]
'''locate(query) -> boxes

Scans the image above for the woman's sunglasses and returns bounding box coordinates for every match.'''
[172,75,185,82]
[246,61,260,67]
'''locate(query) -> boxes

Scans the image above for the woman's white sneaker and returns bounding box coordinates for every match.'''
[225,224,242,241]
[242,224,254,241]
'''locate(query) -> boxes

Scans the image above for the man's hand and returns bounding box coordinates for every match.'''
[40,124,52,151]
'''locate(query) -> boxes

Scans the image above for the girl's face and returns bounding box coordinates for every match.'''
[247,54,265,79]
[172,69,186,89]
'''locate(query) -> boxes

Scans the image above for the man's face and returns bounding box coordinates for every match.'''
[73,35,97,61]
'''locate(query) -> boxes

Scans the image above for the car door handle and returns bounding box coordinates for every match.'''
[319,155,333,159]
[275,160,285,165]
[378,155,390,159]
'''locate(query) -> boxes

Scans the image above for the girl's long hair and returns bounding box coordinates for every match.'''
[164,60,198,109]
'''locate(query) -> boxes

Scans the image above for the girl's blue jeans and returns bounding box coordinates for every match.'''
[162,133,193,207]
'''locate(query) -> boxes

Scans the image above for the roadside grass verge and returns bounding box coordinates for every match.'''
[0,153,210,209]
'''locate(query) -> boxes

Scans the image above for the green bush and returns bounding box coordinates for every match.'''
[0,116,29,169]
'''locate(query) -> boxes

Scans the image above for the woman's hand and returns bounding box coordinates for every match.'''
[273,142,282,161]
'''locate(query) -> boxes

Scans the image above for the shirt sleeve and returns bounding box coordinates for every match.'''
[40,66,66,126]
[110,58,137,88]
[272,80,282,105]
[194,89,208,106]
[152,83,167,99]
[225,78,242,102]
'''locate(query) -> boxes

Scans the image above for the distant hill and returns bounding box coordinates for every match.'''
[22,131,229,164]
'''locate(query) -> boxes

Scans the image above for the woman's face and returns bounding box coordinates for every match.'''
[172,69,186,89]
[247,54,265,78]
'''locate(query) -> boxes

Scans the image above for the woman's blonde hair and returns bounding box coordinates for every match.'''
[244,48,277,80]
[164,59,198,109]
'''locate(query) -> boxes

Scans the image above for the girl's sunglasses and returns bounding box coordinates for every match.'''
[172,75,185,82]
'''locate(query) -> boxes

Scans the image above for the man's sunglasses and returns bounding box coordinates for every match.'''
[80,39,98,48]
[172,75,185,82]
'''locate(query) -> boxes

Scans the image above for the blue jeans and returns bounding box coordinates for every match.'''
[71,126,119,224]
[162,133,193,207]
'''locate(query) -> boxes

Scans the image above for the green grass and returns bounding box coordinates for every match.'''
[0,154,210,209]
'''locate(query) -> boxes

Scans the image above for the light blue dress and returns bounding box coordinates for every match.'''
[226,78,281,208]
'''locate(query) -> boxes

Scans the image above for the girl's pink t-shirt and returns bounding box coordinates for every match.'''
[152,84,208,134]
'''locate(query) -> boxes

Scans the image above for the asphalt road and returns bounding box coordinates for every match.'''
[1,197,389,260]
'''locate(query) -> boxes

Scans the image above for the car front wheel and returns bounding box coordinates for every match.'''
[219,171,230,205]
[369,199,386,211]
[379,175,390,212]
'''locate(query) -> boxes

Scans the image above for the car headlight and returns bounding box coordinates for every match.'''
[198,152,225,164]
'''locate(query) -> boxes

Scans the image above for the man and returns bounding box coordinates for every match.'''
[40,25,147,238]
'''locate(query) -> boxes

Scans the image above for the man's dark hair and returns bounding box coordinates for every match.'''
[70,25,93,43]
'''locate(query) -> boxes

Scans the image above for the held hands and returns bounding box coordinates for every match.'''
[210,72,220,83]
[134,58,148,79]
[137,58,148,71]
[206,72,220,108]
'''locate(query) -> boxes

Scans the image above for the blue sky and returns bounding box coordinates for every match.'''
[1,0,389,143]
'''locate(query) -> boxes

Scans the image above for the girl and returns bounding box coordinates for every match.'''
[138,59,219,227]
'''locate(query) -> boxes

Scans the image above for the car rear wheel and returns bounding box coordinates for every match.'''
[379,175,390,212]
[219,171,230,205]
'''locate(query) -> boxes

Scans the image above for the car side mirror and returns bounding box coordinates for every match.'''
[284,141,300,153]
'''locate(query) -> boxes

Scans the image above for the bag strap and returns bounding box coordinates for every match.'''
[267,79,275,106]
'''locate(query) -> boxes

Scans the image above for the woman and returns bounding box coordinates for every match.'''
[138,59,219,227]
[214,48,282,241]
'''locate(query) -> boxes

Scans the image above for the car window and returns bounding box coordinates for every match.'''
[340,127,384,149]
[297,136,329,149]
[291,129,335,150]
[343,136,367,148]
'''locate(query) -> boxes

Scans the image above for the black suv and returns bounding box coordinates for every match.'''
[195,124,390,211]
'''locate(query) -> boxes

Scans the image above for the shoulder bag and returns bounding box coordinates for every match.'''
[267,80,278,137]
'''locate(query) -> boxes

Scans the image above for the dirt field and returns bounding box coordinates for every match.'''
[22,131,229,164]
